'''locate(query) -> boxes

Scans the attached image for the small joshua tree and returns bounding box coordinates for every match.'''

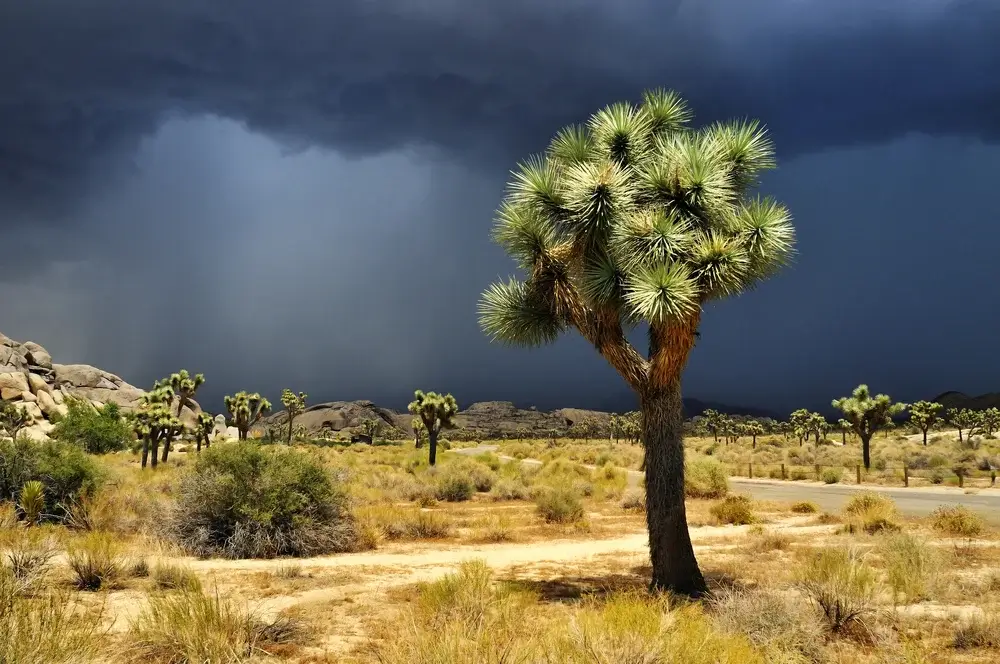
[808,412,829,444]
[700,409,725,442]
[742,419,765,448]
[224,391,272,441]
[981,407,1000,437]
[194,412,214,452]
[408,390,458,466]
[358,418,383,442]
[134,385,184,469]
[162,370,205,417]
[789,409,811,446]
[412,417,427,448]
[908,401,943,446]
[0,399,31,442]
[832,385,907,470]
[949,408,983,444]
[280,389,308,444]
[837,418,853,444]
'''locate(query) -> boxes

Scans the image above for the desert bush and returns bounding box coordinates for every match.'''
[3,540,55,591]
[791,501,819,514]
[685,458,729,499]
[821,468,843,484]
[489,478,531,502]
[473,452,503,471]
[449,459,498,492]
[471,514,515,543]
[798,546,877,633]
[0,566,105,663]
[361,506,452,541]
[843,491,900,535]
[789,468,810,481]
[879,532,938,604]
[434,472,475,502]
[126,589,304,663]
[152,562,202,591]
[710,587,826,662]
[746,526,791,552]
[170,443,360,558]
[710,494,756,525]
[66,532,124,590]
[620,490,646,513]
[953,614,1000,650]
[534,487,585,524]
[51,399,132,454]
[930,505,984,539]
[18,481,45,524]
[0,438,103,522]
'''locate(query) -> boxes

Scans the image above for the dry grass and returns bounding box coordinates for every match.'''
[842,491,901,535]
[66,532,125,591]
[710,494,757,525]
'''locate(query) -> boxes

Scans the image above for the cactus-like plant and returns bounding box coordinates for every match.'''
[741,420,765,448]
[808,412,829,444]
[412,417,427,448]
[949,408,984,444]
[0,399,31,442]
[223,391,271,441]
[408,390,458,466]
[981,407,1000,437]
[280,389,308,444]
[833,385,907,470]
[788,409,811,446]
[134,384,184,469]
[837,418,853,444]
[18,480,45,525]
[159,370,205,418]
[358,418,383,441]
[194,412,214,452]
[908,401,943,446]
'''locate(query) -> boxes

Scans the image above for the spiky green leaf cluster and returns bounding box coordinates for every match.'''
[407,390,459,436]
[908,401,943,433]
[155,369,205,416]
[281,389,308,417]
[224,391,272,440]
[480,88,795,346]
[134,385,184,453]
[832,385,907,441]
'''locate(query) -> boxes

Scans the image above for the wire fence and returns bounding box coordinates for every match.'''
[726,461,999,489]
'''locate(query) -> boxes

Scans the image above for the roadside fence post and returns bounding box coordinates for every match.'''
[856,465,861,485]
[748,463,753,479]
[781,463,786,480]
[904,466,909,487]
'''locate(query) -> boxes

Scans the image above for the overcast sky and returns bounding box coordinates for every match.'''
[1,0,998,415]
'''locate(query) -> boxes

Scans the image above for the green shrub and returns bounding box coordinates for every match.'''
[435,473,475,502]
[66,532,124,591]
[0,438,103,522]
[620,491,646,513]
[797,546,877,633]
[821,468,842,484]
[489,479,530,502]
[710,494,756,525]
[930,505,984,539]
[685,458,729,499]
[51,398,132,454]
[790,501,818,514]
[842,491,900,535]
[152,563,203,592]
[170,443,359,558]
[534,488,585,524]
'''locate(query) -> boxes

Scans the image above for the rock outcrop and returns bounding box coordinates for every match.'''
[0,333,156,442]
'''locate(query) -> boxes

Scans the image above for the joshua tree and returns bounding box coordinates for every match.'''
[837,418,852,444]
[949,408,983,444]
[832,385,907,471]
[0,400,31,442]
[700,409,724,442]
[280,389,308,444]
[478,89,795,595]
[358,418,383,441]
[908,401,943,446]
[161,370,205,418]
[808,412,829,444]
[982,407,1000,437]
[412,417,427,448]
[742,419,765,448]
[788,409,811,446]
[134,385,183,469]
[194,412,214,452]
[408,390,459,466]
[224,391,272,441]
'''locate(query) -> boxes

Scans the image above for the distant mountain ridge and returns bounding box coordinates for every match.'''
[932,391,1000,411]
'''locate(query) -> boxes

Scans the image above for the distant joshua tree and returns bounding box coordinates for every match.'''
[808,412,829,444]
[412,417,427,448]
[700,409,724,442]
[837,418,853,444]
[408,390,458,466]
[280,389,308,444]
[224,391,272,441]
[134,384,184,469]
[981,407,1000,437]
[194,412,214,452]
[788,409,811,446]
[832,385,907,470]
[478,89,795,595]
[908,401,943,446]
[949,408,983,444]
[741,420,765,448]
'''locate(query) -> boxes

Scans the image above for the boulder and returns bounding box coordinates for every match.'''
[53,363,145,411]
[36,390,59,417]
[20,402,43,422]
[212,414,228,438]
[27,373,49,394]
[20,391,37,403]
[226,426,240,440]
[174,443,189,454]
[22,342,52,369]
[20,421,54,442]
[51,389,65,405]
[0,372,29,400]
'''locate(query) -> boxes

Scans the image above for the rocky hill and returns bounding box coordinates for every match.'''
[932,391,1000,411]
[0,332,201,442]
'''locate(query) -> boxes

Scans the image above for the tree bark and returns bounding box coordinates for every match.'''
[161,437,170,463]
[141,437,149,469]
[428,428,438,466]
[861,434,872,470]
[287,413,294,445]
[922,429,928,446]
[752,434,757,449]
[150,437,159,469]
[641,379,707,597]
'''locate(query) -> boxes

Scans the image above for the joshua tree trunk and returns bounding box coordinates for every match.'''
[150,437,159,469]
[141,438,150,469]
[861,434,872,470]
[286,416,294,444]
[752,434,757,449]
[642,378,706,597]
[428,428,438,466]
[842,431,846,444]
[922,429,928,446]
[415,434,423,449]
[196,436,202,453]
[161,438,170,463]
[957,428,963,443]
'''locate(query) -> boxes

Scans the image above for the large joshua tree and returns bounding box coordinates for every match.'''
[408,390,459,466]
[134,385,184,469]
[478,89,795,596]
[224,391,272,441]
[280,389,308,444]
[908,400,943,446]
[150,370,204,462]
[832,385,907,471]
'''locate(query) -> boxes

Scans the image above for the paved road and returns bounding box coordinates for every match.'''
[453,446,1000,525]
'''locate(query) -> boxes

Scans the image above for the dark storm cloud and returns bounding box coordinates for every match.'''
[0,0,998,220]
